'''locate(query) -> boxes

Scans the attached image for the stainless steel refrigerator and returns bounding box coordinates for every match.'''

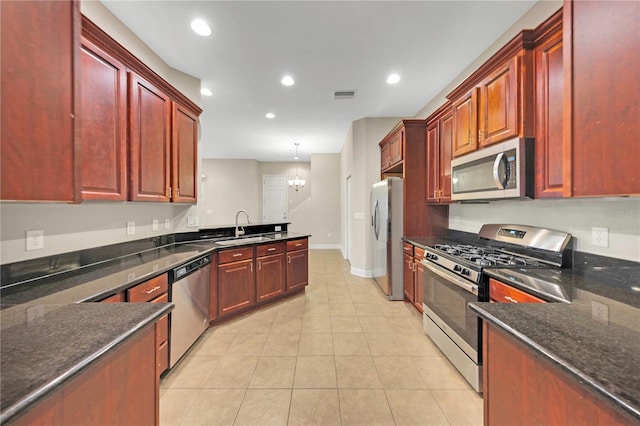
[371,177,404,300]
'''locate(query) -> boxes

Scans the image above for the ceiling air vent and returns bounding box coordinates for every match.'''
[334,90,357,100]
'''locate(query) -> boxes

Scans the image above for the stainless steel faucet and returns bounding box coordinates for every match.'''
[235,210,251,238]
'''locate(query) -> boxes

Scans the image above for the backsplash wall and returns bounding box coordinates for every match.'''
[449,197,640,262]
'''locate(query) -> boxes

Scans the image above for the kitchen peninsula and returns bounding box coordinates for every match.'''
[0,224,309,425]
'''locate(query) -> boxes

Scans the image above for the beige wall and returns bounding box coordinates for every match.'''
[341,117,403,276]
[200,158,341,248]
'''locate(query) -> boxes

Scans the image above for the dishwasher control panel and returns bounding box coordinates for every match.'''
[174,254,212,279]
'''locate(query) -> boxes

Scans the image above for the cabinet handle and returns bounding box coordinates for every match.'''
[176,188,180,197]
[288,256,291,263]
[505,296,518,303]
[268,247,276,251]
[258,261,261,270]
[478,130,483,141]
[233,253,243,257]
[144,286,161,294]
[250,263,253,272]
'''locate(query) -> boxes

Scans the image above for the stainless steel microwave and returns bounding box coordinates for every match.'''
[451,138,534,201]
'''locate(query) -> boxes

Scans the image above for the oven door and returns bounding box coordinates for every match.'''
[422,260,480,362]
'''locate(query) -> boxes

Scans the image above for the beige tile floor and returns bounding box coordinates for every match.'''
[160,250,483,426]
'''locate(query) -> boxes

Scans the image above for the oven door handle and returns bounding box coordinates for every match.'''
[492,152,507,189]
[422,260,479,296]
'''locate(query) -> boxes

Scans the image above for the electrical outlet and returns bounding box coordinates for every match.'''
[592,227,609,247]
[591,300,609,322]
[25,230,44,251]
[126,221,135,235]
[275,225,282,232]
[152,219,159,231]
[165,219,171,230]
[187,216,199,227]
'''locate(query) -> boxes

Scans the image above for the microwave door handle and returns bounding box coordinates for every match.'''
[492,152,507,189]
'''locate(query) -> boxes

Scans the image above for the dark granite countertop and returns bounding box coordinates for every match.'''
[0,302,173,424]
[469,300,640,422]
[0,233,311,307]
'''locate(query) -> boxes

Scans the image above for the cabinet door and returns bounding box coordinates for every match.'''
[171,103,198,203]
[535,28,564,198]
[209,255,218,321]
[414,259,424,313]
[129,72,171,202]
[388,130,404,167]
[1,0,80,202]
[403,253,414,303]
[257,253,286,302]
[439,112,453,201]
[380,142,390,171]
[478,57,518,147]
[286,249,308,291]
[80,38,127,200]
[566,0,640,197]
[489,278,545,303]
[218,259,255,317]
[452,87,479,157]
[426,121,440,203]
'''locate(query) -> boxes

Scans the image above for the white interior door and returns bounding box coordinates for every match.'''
[263,175,288,222]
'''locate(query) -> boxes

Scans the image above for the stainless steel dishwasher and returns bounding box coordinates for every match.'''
[169,254,211,367]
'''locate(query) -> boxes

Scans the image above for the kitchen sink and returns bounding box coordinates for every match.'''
[214,236,273,246]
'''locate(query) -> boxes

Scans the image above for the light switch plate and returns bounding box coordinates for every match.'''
[187,216,199,227]
[152,219,159,231]
[126,221,135,235]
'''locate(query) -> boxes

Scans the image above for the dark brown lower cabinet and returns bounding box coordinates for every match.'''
[403,253,414,303]
[257,253,286,302]
[218,259,255,317]
[286,249,308,291]
[11,325,158,426]
[483,322,636,425]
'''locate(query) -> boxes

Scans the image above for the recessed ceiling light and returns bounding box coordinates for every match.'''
[265,112,275,119]
[386,73,401,85]
[200,88,213,96]
[190,19,211,37]
[281,75,295,86]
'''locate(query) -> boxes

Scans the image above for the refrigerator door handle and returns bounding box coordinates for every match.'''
[373,201,380,240]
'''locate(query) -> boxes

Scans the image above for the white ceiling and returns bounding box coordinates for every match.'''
[101,1,537,161]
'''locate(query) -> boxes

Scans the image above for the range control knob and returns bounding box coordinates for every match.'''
[461,268,470,276]
[453,265,462,272]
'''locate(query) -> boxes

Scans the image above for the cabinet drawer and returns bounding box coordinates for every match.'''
[286,239,308,251]
[489,278,545,303]
[218,247,254,264]
[414,247,425,261]
[127,274,168,302]
[156,314,169,345]
[403,242,414,256]
[257,241,285,257]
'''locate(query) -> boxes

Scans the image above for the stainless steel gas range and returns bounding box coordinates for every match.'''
[421,224,572,392]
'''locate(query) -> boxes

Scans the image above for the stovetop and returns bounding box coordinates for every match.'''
[432,244,548,268]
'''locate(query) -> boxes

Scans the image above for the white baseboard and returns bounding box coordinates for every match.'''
[350,266,372,278]
[309,244,342,250]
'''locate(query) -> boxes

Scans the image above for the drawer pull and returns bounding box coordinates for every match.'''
[233,253,243,257]
[505,296,518,303]
[144,286,161,294]
[268,247,276,251]
[295,243,302,247]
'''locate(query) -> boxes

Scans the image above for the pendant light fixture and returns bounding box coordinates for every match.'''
[288,143,306,191]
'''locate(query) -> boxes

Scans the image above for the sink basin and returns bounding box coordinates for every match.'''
[215,236,273,246]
